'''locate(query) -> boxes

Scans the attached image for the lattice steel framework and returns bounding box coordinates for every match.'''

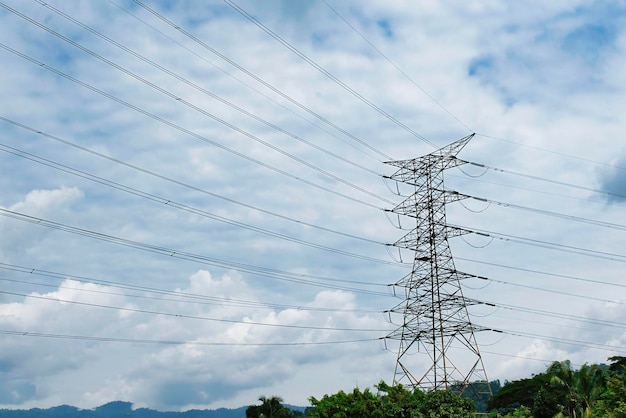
[384,134,490,395]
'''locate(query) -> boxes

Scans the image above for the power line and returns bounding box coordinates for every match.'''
[32,0,381,178]
[0,289,390,333]
[450,172,626,210]
[0,208,392,296]
[0,268,382,314]
[0,4,392,206]
[473,276,626,307]
[0,142,402,266]
[457,256,626,290]
[453,191,626,231]
[463,159,626,201]
[0,43,384,210]
[131,0,394,160]
[320,0,473,133]
[104,0,383,164]
[455,225,626,264]
[476,133,626,172]
[222,0,437,148]
[0,329,379,346]
[0,116,385,246]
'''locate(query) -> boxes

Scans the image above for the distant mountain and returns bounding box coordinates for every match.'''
[0,402,248,418]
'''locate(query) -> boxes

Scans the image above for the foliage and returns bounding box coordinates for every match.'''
[308,387,385,418]
[487,358,626,418]
[246,396,301,418]
[450,380,501,412]
[487,373,552,413]
[421,390,474,418]
[307,381,475,418]
[488,405,533,418]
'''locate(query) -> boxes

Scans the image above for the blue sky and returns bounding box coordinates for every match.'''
[1,0,626,412]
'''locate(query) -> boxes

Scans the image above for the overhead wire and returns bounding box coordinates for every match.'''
[457,256,626,290]
[0,116,387,246]
[0,43,386,211]
[454,224,626,264]
[449,172,626,209]
[320,0,474,133]
[2,0,620,370]
[222,0,437,149]
[0,207,392,296]
[476,133,626,172]
[0,289,390,333]
[462,159,626,201]
[106,0,385,165]
[0,329,379,346]
[469,275,626,307]
[0,142,404,267]
[454,190,626,231]
[0,266,383,314]
[27,0,385,184]
[130,0,394,160]
[0,3,393,206]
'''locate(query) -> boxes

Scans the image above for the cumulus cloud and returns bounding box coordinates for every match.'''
[0,270,388,410]
[0,187,84,262]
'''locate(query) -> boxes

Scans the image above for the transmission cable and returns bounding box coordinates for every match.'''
[0,272,382,314]
[0,208,391,297]
[470,275,626,307]
[31,0,381,177]
[457,191,626,231]
[462,159,626,201]
[454,224,626,264]
[0,5,391,206]
[0,43,385,211]
[477,133,626,172]
[448,172,626,209]
[0,116,393,250]
[457,256,626,290]
[131,0,393,160]
[0,290,390,333]
[320,0,473,133]
[222,0,436,148]
[0,142,402,267]
[0,329,379,346]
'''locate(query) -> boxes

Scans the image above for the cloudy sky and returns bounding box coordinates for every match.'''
[1,0,626,412]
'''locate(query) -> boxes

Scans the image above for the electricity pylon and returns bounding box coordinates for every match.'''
[384,134,490,395]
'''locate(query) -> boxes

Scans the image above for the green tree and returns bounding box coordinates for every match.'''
[594,360,626,417]
[376,381,425,418]
[547,360,607,417]
[421,390,474,418]
[246,396,296,418]
[308,387,385,418]
[487,373,552,413]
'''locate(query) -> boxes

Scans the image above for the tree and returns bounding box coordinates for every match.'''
[308,387,385,418]
[487,373,552,413]
[246,396,296,418]
[546,360,607,418]
[421,390,475,418]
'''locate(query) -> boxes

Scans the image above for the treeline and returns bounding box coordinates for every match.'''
[248,356,626,418]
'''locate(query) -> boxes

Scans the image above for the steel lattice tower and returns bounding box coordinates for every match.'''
[384,134,490,395]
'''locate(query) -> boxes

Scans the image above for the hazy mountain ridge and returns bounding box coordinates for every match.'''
[0,401,248,418]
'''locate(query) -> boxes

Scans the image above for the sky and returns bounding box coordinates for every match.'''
[1,0,626,412]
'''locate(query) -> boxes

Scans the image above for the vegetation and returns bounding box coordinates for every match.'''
[246,396,303,418]
[5,357,626,418]
[306,381,474,418]
[488,356,626,418]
